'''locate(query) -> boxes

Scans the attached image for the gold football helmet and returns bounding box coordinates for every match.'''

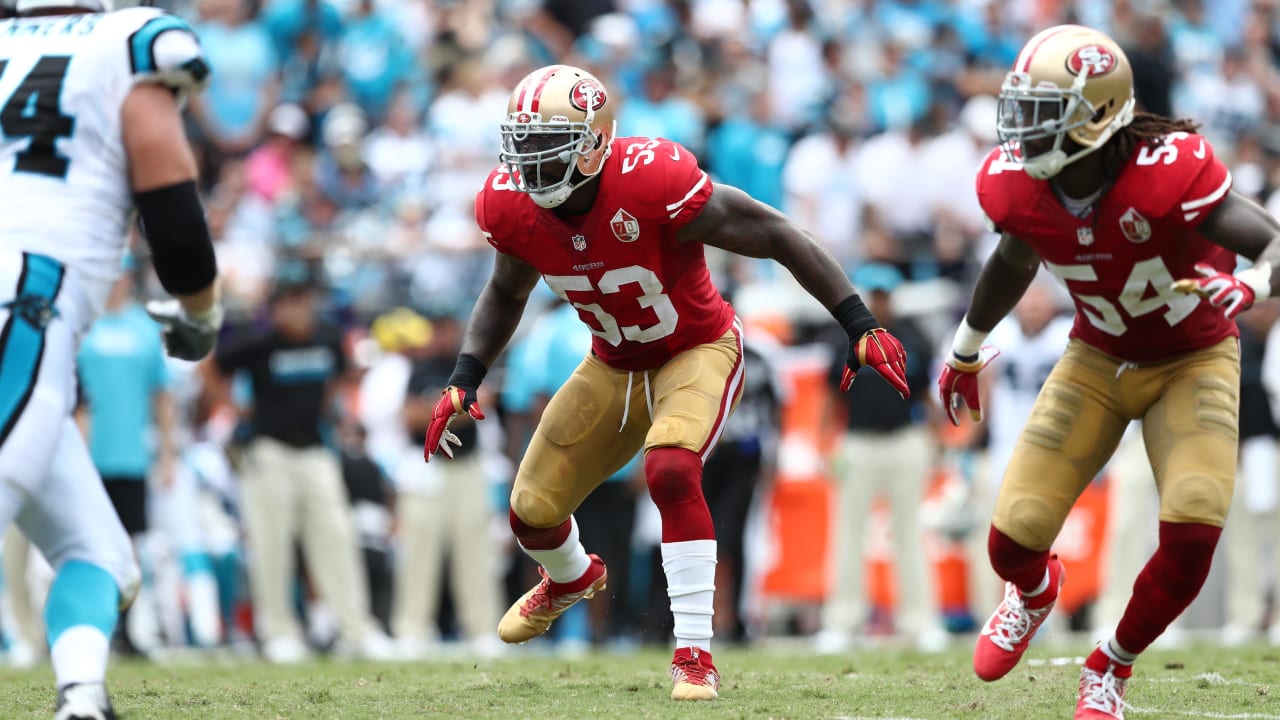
[500,65,617,209]
[997,25,1136,179]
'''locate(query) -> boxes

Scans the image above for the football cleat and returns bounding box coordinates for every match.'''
[53,683,116,720]
[973,555,1065,682]
[670,646,719,701]
[1075,648,1132,719]
[497,554,607,644]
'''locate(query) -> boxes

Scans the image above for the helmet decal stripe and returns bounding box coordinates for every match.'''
[527,66,562,114]
[515,65,561,113]
[1016,25,1072,72]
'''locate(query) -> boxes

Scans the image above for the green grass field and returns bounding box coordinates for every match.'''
[4,641,1280,719]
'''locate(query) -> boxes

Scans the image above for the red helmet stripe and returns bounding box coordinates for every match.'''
[1016,25,1073,72]
[527,66,562,114]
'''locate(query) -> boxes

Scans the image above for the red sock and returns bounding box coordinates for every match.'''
[987,525,1053,601]
[1086,647,1134,678]
[509,509,571,549]
[1114,521,1220,655]
[645,447,714,543]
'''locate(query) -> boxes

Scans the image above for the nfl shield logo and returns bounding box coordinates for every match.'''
[610,209,640,243]
[571,234,587,251]
[1077,226,1093,246]
[1119,207,1151,243]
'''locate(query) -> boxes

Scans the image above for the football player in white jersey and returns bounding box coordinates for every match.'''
[0,0,221,716]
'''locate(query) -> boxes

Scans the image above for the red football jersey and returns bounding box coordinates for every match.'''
[475,136,735,371]
[977,132,1236,362]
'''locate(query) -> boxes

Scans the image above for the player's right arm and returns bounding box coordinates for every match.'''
[117,13,221,361]
[423,248,542,462]
[938,231,1041,426]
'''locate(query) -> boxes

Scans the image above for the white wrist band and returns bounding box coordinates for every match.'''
[1237,262,1272,300]
[952,317,988,358]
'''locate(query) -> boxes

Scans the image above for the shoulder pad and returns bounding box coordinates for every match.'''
[475,165,529,254]
[120,8,209,97]
[975,147,1030,234]
[611,137,710,225]
[1126,132,1232,225]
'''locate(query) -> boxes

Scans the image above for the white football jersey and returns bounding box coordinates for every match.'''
[985,315,1074,487]
[0,8,207,331]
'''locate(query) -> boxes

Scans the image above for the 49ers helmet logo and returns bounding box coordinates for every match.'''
[569,79,607,112]
[1066,44,1118,77]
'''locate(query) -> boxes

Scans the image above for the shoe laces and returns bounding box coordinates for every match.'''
[672,649,715,686]
[984,583,1050,651]
[520,567,586,618]
[1080,667,1129,718]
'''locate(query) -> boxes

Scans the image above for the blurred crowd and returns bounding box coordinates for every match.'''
[7,0,1280,663]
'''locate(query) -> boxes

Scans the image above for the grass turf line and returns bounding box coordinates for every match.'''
[1,644,1278,719]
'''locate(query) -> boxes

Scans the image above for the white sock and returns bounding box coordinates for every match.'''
[1104,637,1137,665]
[187,572,222,648]
[50,625,109,688]
[662,539,717,652]
[1022,568,1052,597]
[520,516,591,585]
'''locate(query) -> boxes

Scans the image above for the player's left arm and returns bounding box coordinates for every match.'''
[678,183,910,397]
[1196,189,1280,297]
[1167,134,1280,318]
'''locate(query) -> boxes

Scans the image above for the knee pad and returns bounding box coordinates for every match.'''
[644,447,703,507]
[509,478,567,530]
[1162,473,1230,526]
[994,494,1062,552]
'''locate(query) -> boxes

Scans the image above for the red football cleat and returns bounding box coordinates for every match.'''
[1075,647,1132,719]
[973,555,1065,682]
[670,647,719,701]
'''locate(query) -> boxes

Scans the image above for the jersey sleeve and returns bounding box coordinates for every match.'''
[121,8,210,98]
[975,147,1021,234]
[474,166,537,263]
[1163,133,1232,227]
[654,139,712,229]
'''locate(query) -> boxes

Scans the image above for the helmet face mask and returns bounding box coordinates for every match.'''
[499,65,615,209]
[500,117,598,204]
[996,26,1136,180]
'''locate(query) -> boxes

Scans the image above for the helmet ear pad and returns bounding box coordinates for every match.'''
[575,125,613,177]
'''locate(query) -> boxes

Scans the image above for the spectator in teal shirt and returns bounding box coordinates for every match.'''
[337,0,415,123]
[76,264,174,540]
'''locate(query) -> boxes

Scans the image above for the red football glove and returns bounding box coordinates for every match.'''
[423,385,486,462]
[1171,264,1258,320]
[938,347,1000,427]
[843,327,911,398]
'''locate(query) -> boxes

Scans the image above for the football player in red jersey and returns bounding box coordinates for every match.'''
[420,64,909,700]
[938,25,1280,720]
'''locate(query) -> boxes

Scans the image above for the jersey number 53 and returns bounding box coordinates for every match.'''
[543,265,679,346]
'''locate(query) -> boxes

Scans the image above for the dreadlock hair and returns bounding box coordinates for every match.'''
[1100,111,1201,175]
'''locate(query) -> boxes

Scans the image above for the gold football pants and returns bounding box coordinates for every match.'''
[510,323,743,528]
[993,337,1239,550]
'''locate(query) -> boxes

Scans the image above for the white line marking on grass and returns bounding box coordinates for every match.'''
[1128,710,1280,719]
[1026,656,1085,667]
[832,716,931,720]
